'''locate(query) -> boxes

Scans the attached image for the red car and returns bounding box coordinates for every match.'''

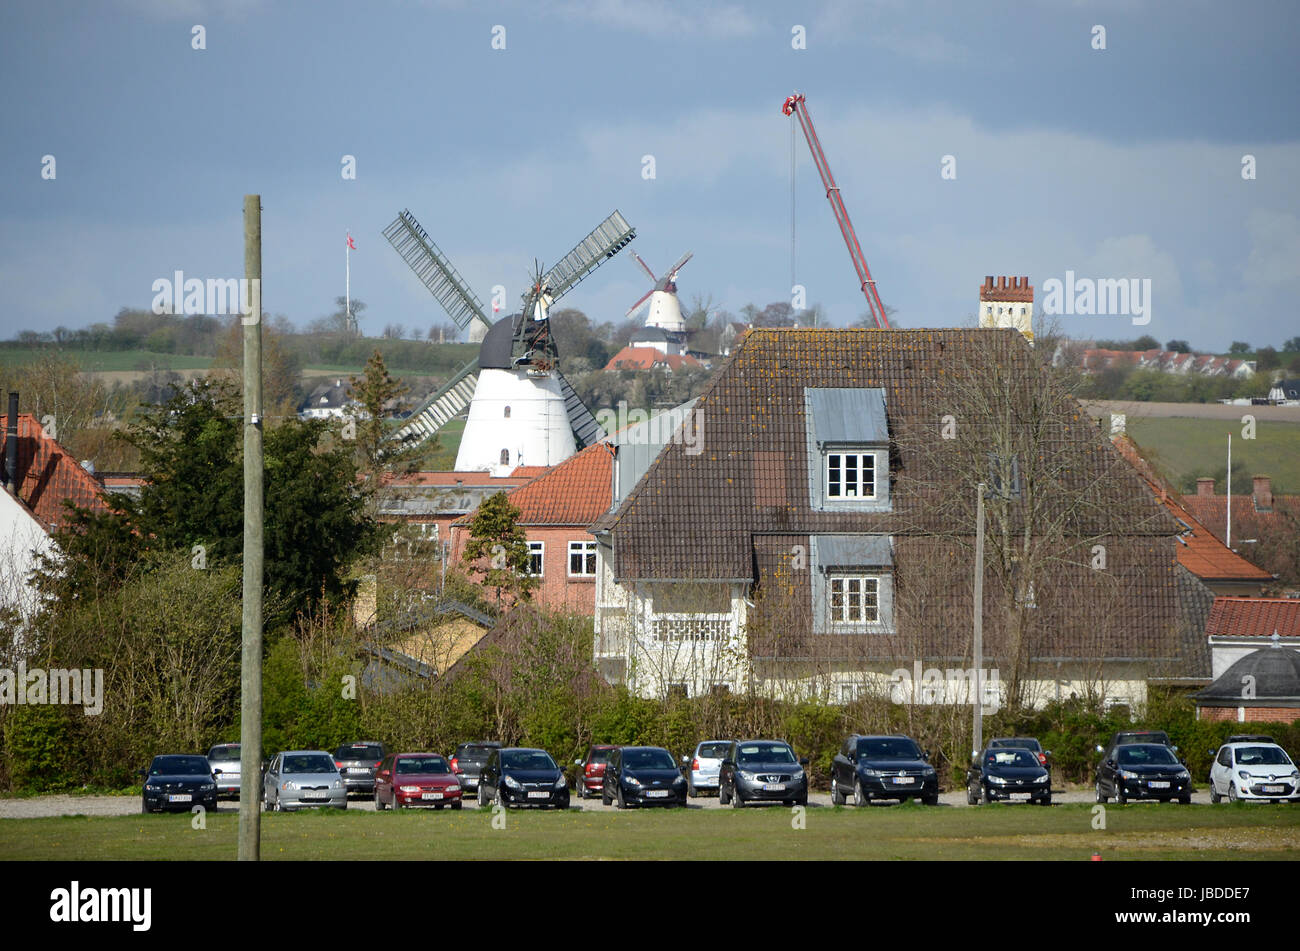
[374,753,464,810]
[574,745,618,799]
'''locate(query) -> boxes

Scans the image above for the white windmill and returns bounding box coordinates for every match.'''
[625,250,693,333]
[382,209,636,474]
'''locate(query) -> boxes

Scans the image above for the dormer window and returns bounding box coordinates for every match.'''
[805,387,890,512]
[503,406,511,418]
[826,452,876,500]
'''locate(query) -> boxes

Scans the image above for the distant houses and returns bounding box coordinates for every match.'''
[1080,347,1256,379]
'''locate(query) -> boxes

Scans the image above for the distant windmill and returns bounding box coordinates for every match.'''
[382,208,635,473]
[625,250,693,332]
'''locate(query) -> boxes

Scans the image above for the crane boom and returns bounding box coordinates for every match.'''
[783,93,890,329]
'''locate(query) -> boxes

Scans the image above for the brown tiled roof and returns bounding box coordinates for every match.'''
[604,346,702,371]
[1111,436,1272,584]
[499,443,612,526]
[1205,597,1300,638]
[0,414,109,531]
[1180,494,1300,543]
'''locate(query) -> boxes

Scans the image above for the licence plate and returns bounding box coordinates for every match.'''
[422,792,443,800]
[891,776,915,784]
[1010,792,1032,800]
[1148,781,1169,789]
[1263,785,1285,793]
[646,789,670,798]
[526,791,550,799]
[348,768,369,774]
[763,783,785,791]
[168,794,192,803]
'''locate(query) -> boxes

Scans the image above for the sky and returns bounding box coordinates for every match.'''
[1,0,1297,351]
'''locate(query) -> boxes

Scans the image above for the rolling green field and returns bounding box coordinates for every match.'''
[1128,418,1300,494]
[2,804,1297,861]
[0,348,215,372]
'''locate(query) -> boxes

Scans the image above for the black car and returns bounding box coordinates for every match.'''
[831,734,939,805]
[967,747,1051,805]
[1096,730,1177,757]
[1095,742,1191,804]
[477,747,569,809]
[987,736,1050,769]
[602,746,687,808]
[140,754,219,814]
[718,739,809,808]
[333,741,386,796]
[1226,734,1276,745]
[450,741,502,794]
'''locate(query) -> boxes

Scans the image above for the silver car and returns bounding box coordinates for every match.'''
[206,742,242,799]
[686,740,731,797]
[262,751,348,811]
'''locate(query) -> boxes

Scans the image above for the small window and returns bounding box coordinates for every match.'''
[500,449,510,466]
[503,406,511,418]
[568,540,597,577]
[825,452,876,500]
[526,541,544,576]
[666,683,688,699]
[839,684,863,703]
[828,575,879,624]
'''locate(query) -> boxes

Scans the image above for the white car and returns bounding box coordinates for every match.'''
[685,740,731,797]
[1208,742,1300,802]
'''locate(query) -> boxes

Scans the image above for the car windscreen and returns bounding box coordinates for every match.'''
[396,756,450,774]
[151,756,211,775]
[335,745,383,761]
[697,743,730,760]
[992,738,1040,751]
[858,738,921,759]
[737,744,795,765]
[986,750,1039,768]
[1116,746,1178,766]
[457,746,495,761]
[587,748,613,764]
[1119,734,1167,745]
[1235,746,1292,766]
[502,750,557,771]
[207,745,240,760]
[284,754,337,774]
[622,749,677,770]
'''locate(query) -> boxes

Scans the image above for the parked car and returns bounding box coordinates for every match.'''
[831,734,939,806]
[1208,741,1300,802]
[477,748,569,809]
[450,741,502,795]
[966,746,1051,805]
[333,741,386,796]
[1096,730,1177,757]
[574,744,618,799]
[375,752,463,810]
[987,736,1050,769]
[602,746,687,808]
[684,740,731,797]
[718,739,808,808]
[1095,742,1191,804]
[206,742,241,799]
[262,750,348,811]
[140,754,219,814]
[1226,734,1276,745]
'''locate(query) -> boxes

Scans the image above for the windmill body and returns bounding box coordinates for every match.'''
[383,208,633,470]
[626,250,693,337]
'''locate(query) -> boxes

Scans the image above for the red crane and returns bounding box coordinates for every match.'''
[783,93,891,329]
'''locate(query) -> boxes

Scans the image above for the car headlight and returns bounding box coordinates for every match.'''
[1118,770,1138,781]
[1038,773,1050,783]
[1237,771,1252,782]
[988,775,1008,785]
[624,774,641,787]
[504,776,522,790]
[144,784,160,792]
[1291,771,1299,781]
[399,785,421,793]
[281,782,300,791]
[673,775,685,786]
[859,768,879,778]
[448,783,461,792]
[554,775,568,788]
[790,769,805,782]
[199,783,215,791]
[738,771,757,782]
[1175,770,1190,781]
[331,780,343,790]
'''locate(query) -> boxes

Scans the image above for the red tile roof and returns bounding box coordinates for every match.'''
[0,414,109,531]
[1205,597,1300,638]
[1112,436,1272,584]
[604,346,702,371]
[499,443,613,526]
[1180,494,1300,543]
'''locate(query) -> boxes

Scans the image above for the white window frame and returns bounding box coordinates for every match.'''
[824,451,878,501]
[526,541,544,577]
[828,574,880,625]
[567,540,597,577]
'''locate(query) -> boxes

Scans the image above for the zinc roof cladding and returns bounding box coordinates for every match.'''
[485,442,612,527]
[1205,597,1300,639]
[603,328,1174,581]
[807,388,888,446]
[0,414,109,531]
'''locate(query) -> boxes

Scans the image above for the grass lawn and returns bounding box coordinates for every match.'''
[1128,417,1300,494]
[2,803,1297,861]
[0,348,214,372]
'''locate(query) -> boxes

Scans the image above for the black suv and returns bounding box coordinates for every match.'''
[333,741,386,796]
[450,741,502,795]
[831,734,938,805]
[718,739,809,808]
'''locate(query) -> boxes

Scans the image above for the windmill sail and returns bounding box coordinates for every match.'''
[534,210,636,305]
[391,358,479,446]
[555,369,605,449]
[383,210,492,333]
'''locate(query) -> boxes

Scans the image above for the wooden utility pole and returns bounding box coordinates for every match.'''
[238,195,265,861]
[972,482,985,758]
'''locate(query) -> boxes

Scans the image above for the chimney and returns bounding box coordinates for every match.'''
[1109,413,1126,438]
[1253,475,1273,511]
[4,392,17,493]
[1196,477,1215,497]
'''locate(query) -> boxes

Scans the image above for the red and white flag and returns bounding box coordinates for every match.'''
[347,233,356,250]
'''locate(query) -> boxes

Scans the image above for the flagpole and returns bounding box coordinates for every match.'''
[345,230,352,335]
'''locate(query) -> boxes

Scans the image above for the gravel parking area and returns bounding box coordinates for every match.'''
[0,786,1212,818]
